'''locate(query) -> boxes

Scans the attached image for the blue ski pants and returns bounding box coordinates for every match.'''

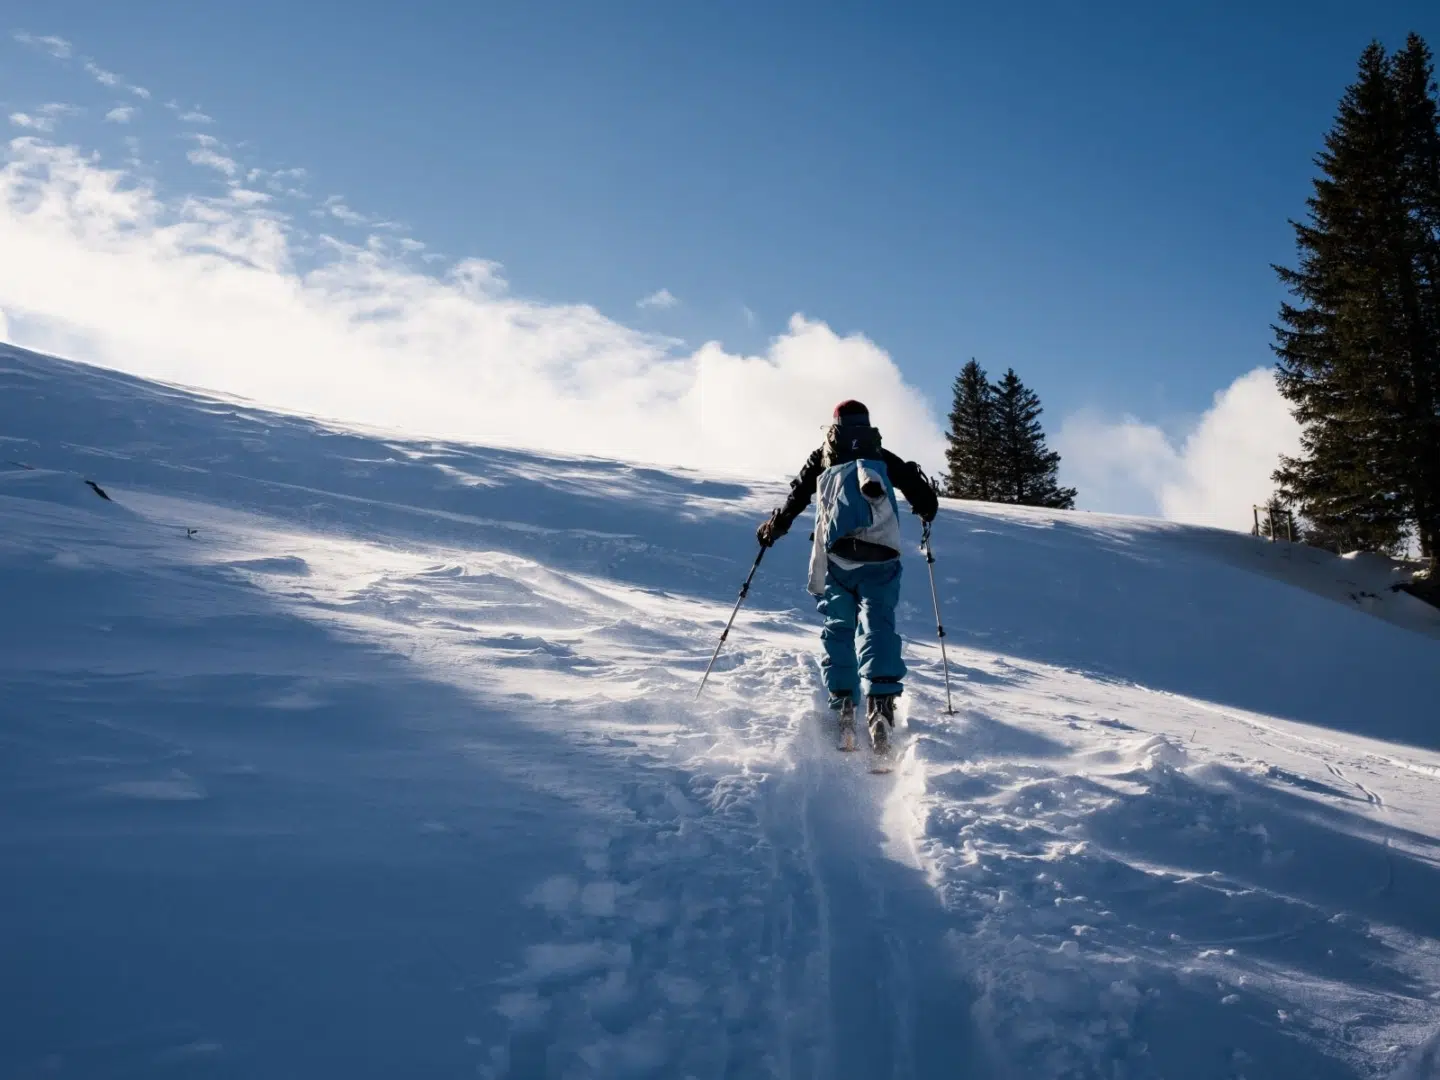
[817,558,905,702]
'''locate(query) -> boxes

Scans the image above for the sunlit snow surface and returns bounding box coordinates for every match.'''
[3,344,1440,1079]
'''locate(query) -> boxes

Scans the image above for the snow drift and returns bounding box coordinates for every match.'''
[2,343,1439,1079]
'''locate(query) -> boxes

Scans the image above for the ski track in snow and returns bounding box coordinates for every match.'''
[4,344,1440,1079]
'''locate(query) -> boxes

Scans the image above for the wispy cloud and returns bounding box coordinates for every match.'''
[13,32,72,59]
[187,148,239,178]
[105,106,137,124]
[225,188,272,207]
[0,137,945,477]
[8,104,80,134]
[315,194,402,232]
[13,33,151,98]
[742,304,757,328]
[166,101,213,124]
[185,134,239,178]
[321,194,369,226]
[247,167,308,198]
[1054,368,1301,530]
[638,288,679,310]
[80,57,149,99]
[83,59,118,86]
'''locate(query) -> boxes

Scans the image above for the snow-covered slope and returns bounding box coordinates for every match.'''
[3,343,1439,1080]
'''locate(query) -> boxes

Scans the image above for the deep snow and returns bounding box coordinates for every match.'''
[2,343,1440,1079]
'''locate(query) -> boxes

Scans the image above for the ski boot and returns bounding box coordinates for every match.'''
[830,691,858,751]
[866,693,897,753]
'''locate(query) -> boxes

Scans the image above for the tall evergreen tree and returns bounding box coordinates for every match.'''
[992,368,1077,509]
[1392,33,1440,562]
[944,359,997,500]
[1274,36,1440,561]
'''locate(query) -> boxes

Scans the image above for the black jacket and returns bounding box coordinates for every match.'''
[771,445,938,542]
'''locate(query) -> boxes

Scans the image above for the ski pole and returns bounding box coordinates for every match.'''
[695,545,766,700]
[920,520,956,715]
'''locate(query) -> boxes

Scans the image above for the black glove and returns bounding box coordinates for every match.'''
[756,511,787,548]
[915,471,940,523]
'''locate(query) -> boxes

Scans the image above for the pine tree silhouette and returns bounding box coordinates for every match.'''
[993,368,1077,509]
[944,359,997,500]
[1274,35,1440,560]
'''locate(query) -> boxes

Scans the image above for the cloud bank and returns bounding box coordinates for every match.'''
[0,136,942,478]
[1056,367,1302,531]
[2,33,1298,526]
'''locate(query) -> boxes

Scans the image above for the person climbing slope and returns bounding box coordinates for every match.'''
[756,400,939,752]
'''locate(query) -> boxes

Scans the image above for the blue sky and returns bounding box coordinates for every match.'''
[2,2,1437,525]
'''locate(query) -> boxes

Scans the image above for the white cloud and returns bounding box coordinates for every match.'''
[185,136,239,178]
[223,188,272,207]
[0,305,9,343]
[105,106,137,124]
[13,33,148,97]
[247,167,307,198]
[1053,413,1178,518]
[167,102,213,124]
[314,195,402,233]
[1160,368,1304,525]
[260,166,306,182]
[187,147,238,177]
[321,194,368,225]
[81,58,149,99]
[83,59,119,87]
[8,106,78,134]
[1056,368,1303,531]
[0,137,944,478]
[14,32,72,59]
[742,304,757,328]
[638,288,679,310]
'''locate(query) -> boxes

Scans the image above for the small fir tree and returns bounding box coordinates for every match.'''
[944,359,997,500]
[992,368,1077,510]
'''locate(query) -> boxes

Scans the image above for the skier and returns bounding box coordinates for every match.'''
[755,400,939,751]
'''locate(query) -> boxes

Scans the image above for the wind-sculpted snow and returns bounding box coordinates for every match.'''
[2,343,1439,1078]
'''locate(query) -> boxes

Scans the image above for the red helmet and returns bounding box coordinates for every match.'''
[833,399,869,423]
